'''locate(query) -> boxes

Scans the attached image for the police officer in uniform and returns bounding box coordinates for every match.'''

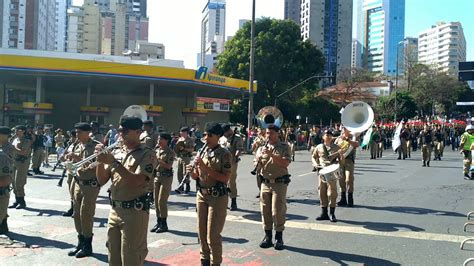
[221,124,243,211]
[256,125,291,250]
[188,122,232,266]
[150,132,175,233]
[9,125,32,209]
[96,117,156,266]
[285,127,297,161]
[140,120,158,149]
[312,129,342,222]
[419,125,434,167]
[61,130,79,217]
[0,126,14,234]
[398,124,410,159]
[335,127,359,207]
[67,123,102,258]
[31,126,45,175]
[370,126,381,159]
[174,126,195,194]
[251,128,266,197]
[90,122,104,143]
[460,125,474,179]
[433,124,445,160]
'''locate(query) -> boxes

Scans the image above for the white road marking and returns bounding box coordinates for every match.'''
[297,172,315,177]
[23,197,465,244]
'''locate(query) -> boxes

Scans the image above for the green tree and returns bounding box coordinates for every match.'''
[375,90,418,121]
[216,18,325,124]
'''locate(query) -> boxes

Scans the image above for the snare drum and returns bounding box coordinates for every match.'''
[318,164,341,183]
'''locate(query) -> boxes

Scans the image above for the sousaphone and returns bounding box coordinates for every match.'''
[339,101,374,157]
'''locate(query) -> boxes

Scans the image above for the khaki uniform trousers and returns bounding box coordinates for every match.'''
[370,141,378,158]
[67,173,75,200]
[377,142,383,157]
[260,182,287,232]
[228,162,238,199]
[406,140,412,157]
[398,139,408,158]
[319,177,338,208]
[12,162,29,197]
[0,190,9,221]
[177,156,191,184]
[339,159,355,193]
[288,142,296,158]
[421,144,432,162]
[434,141,444,158]
[463,150,472,174]
[73,182,100,238]
[107,207,149,266]
[31,148,45,169]
[154,175,173,218]
[197,191,228,265]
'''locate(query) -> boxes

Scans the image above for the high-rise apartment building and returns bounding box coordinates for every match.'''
[82,0,101,54]
[418,22,466,76]
[66,6,84,53]
[56,0,68,52]
[352,39,363,68]
[284,0,301,26]
[398,37,418,76]
[301,0,353,84]
[101,2,127,55]
[358,0,405,76]
[200,0,226,70]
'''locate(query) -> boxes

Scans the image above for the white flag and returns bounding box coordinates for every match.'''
[392,122,403,152]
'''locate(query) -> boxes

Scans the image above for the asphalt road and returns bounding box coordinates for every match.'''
[0,147,473,265]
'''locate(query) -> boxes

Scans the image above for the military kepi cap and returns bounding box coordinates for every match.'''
[74,122,92,131]
[15,125,27,131]
[323,129,334,135]
[143,120,154,126]
[120,116,143,130]
[204,122,224,137]
[0,126,11,135]
[222,124,231,132]
[180,126,190,132]
[159,132,172,142]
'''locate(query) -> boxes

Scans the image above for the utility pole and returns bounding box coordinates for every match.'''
[247,0,256,152]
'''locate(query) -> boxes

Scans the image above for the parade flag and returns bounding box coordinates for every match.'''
[361,127,373,148]
[392,122,403,152]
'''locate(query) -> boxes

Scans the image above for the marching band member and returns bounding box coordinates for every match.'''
[9,125,32,209]
[150,132,175,233]
[96,116,157,265]
[256,125,291,250]
[459,125,474,179]
[174,126,195,194]
[0,126,14,234]
[433,124,445,160]
[285,127,297,161]
[335,127,359,207]
[312,129,343,222]
[67,123,102,258]
[419,124,434,167]
[188,122,231,265]
[221,124,244,211]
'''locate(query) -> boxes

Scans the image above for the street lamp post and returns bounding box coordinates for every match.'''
[394,40,404,122]
[274,75,334,107]
[247,0,256,152]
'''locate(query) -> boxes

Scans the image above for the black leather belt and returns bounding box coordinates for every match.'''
[110,194,151,211]
[259,175,291,184]
[74,177,100,188]
[0,186,10,196]
[197,182,229,197]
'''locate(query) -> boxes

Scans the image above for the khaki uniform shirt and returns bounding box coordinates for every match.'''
[0,142,16,161]
[55,134,65,148]
[175,136,195,158]
[11,137,31,164]
[0,151,12,181]
[221,133,244,163]
[109,144,157,201]
[258,141,291,179]
[140,131,158,149]
[334,135,356,161]
[198,146,232,188]
[74,139,101,180]
[312,143,340,168]
[155,146,175,177]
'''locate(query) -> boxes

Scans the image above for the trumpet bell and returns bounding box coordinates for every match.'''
[341,101,374,133]
[123,105,148,122]
[256,106,284,128]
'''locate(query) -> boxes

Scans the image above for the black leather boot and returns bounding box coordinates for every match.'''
[329,207,337,222]
[16,197,26,209]
[150,218,161,233]
[174,184,184,194]
[201,259,211,266]
[347,193,354,207]
[274,231,284,250]
[316,207,329,221]
[156,218,168,233]
[230,198,237,211]
[184,183,190,194]
[68,235,84,256]
[427,161,430,167]
[337,193,347,207]
[8,197,19,208]
[0,218,8,234]
[259,230,273,248]
[75,235,93,258]
[422,160,426,167]
[63,201,74,217]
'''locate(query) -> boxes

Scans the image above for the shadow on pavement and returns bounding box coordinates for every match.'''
[93,253,109,263]
[338,219,425,232]
[29,174,58,180]
[167,230,249,244]
[239,208,308,221]
[94,217,108,228]
[285,246,400,265]
[287,198,320,206]
[23,206,64,217]
[5,232,74,249]
[357,205,465,217]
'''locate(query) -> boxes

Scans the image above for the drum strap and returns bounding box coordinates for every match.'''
[323,144,337,164]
